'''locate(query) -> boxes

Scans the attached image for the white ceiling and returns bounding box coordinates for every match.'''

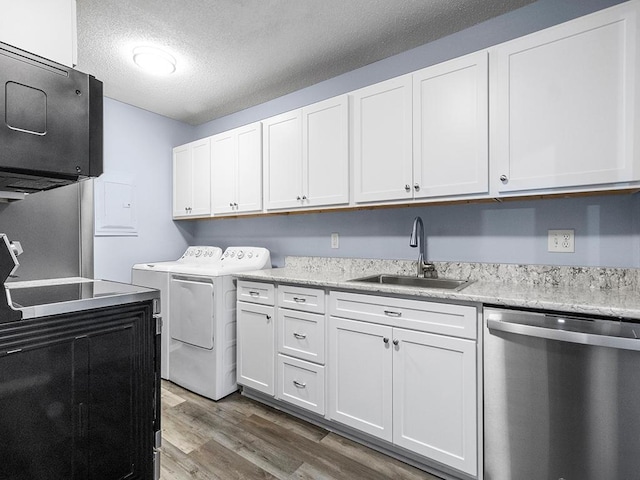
[75,0,533,126]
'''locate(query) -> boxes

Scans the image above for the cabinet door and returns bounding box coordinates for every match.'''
[352,75,413,203]
[393,328,477,476]
[328,317,392,441]
[237,302,275,395]
[413,51,488,198]
[235,122,263,213]
[211,130,237,214]
[491,2,640,194]
[0,341,75,480]
[172,144,193,217]
[0,0,77,67]
[190,138,211,216]
[263,110,303,210]
[303,95,349,207]
[78,326,136,480]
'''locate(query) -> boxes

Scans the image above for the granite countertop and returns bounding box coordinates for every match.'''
[234,257,640,320]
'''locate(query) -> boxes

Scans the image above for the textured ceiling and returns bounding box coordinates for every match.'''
[75,0,533,126]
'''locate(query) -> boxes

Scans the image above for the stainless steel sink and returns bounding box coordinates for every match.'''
[349,274,473,291]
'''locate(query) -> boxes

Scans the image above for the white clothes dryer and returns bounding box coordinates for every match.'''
[168,246,271,400]
[131,246,223,379]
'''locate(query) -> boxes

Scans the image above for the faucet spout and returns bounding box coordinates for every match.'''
[409,216,437,278]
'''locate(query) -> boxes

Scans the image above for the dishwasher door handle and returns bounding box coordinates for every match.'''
[487,318,640,352]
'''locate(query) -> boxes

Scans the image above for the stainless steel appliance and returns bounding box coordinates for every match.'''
[484,306,640,480]
[0,41,103,194]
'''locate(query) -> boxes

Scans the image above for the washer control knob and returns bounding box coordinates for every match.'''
[237,250,245,259]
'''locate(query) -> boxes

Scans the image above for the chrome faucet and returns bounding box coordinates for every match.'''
[409,216,437,278]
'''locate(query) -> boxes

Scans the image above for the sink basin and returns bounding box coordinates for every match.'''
[349,274,473,291]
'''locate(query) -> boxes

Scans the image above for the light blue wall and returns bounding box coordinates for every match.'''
[193,195,640,268]
[94,98,197,282]
[190,0,639,269]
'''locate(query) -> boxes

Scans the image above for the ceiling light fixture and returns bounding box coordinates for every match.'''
[132,46,176,75]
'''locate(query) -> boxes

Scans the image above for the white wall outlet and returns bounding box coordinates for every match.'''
[331,232,339,249]
[548,229,575,253]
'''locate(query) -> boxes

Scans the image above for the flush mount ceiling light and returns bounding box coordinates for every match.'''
[132,46,176,75]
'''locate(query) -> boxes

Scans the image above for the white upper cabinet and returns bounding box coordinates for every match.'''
[490,0,640,195]
[211,122,262,215]
[303,96,349,207]
[413,51,489,198]
[0,0,77,67]
[263,110,303,210]
[264,96,349,210]
[172,138,211,218]
[352,76,413,203]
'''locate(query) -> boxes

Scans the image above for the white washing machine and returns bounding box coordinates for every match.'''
[131,246,223,379]
[168,246,271,400]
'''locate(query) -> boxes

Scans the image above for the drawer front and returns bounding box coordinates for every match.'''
[276,354,325,415]
[278,285,325,314]
[237,280,275,306]
[278,309,325,364]
[329,291,477,339]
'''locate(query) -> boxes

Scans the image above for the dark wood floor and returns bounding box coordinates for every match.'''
[160,380,442,480]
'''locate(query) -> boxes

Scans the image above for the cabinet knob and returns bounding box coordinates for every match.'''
[233,202,238,207]
[266,315,271,320]
[297,196,301,201]
[302,195,307,200]
[393,339,399,346]
[499,175,508,183]
[405,184,411,192]
[414,183,420,191]
[229,202,234,207]
[383,337,389,344]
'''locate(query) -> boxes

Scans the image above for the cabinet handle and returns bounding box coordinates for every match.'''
[293,380,307,389]
[292,297,306,303]
[249,291,260,297]
[404,184,411,192]
[414,183,420,191]
[383,337,389,344]
[393,339,399,346]
[266,315,271,320]
[384,310,402,317]
[499,174,508,183]
[293,332,307,340]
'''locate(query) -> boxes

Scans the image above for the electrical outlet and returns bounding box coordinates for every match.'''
[548,229,575,253]
[331,232,339,249]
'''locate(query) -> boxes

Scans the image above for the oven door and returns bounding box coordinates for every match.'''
[484,307,640,480]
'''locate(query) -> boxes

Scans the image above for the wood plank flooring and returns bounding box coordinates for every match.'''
[160,381,442,480]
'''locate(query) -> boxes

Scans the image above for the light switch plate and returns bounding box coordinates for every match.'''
[548,229,574,253]
[331,232,339,249]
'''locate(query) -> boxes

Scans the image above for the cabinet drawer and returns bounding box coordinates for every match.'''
[237,281,275,305]
[276,354,325,415]
[278,309,325,364]
[277,285,325,314]
[329,291,477,339]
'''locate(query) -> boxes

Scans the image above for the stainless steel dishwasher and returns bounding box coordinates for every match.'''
[484,306,640,480]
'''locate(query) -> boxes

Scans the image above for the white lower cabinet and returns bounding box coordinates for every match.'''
[328,317,393,440]
[276,354,325,415]
[328,292,478,477]
[237,283,478,477]
[392,327,477,475]
[236,300,275,395]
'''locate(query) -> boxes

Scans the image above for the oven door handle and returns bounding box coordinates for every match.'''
[487,318,640,352]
